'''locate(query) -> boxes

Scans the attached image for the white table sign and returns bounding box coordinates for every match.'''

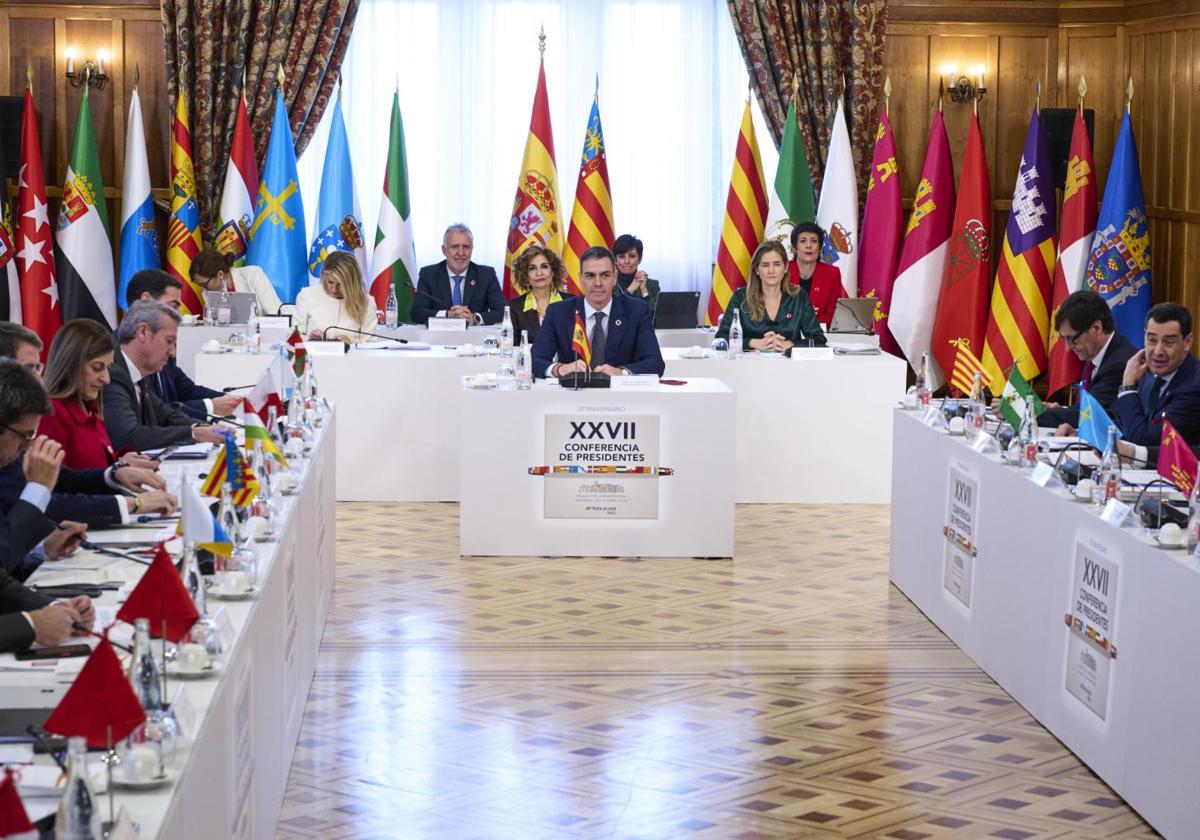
[428,316,467,331]
[942,461,979,608]
[1065,535,1120,720]
[544,413,660,519]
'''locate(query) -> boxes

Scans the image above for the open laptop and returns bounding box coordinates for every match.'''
[203,291,258,323]
[829,297,877,335]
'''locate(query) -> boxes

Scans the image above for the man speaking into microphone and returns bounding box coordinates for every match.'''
[532,247,665,378]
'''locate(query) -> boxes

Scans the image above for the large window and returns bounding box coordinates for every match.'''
[297,0,777,292]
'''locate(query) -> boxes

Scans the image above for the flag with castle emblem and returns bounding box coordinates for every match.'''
[1087,109,1149,348]
[503,55,563,298]
[1047,105,1098,395]
[889,111,956,386]
[247,86,307,303]
[165,90,206,314]
[857,105,902,356]
[119,86,158,309]
[1158,419,1198,495]
[16,86,60,354]
[930,113,991,391]
[216,84,258,265]
[982,106,1058,386]
[815,97,859,296]
[563,95,615,297]
[55,88,116,329]
[308,97,366,286]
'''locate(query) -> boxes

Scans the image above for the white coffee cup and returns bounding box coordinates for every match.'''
[1075,478,1096,501]
[1159,522,1184,546]
[223,571,248,594]
[125,744,158,781]
[178,643,209,671]
[948,417,965,435]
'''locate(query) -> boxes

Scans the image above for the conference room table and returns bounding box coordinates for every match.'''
[0,412,336,838]
[194,342,905,504]
[889,408,1199,838]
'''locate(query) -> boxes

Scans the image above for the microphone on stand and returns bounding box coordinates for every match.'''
[221,384,258,392]
[322,325,407,348]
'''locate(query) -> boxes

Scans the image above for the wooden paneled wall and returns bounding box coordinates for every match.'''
[885,0,1199,312]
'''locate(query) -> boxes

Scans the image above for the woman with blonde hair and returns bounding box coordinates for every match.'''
[507,244,570,345]
[294,251,378,341]
[716,240,825,350]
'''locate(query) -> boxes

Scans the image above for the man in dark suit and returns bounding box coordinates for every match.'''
[103,301,227,451]
[1042,290,1137,429]
[0,359,94,651]
[411,224,505,325]
[532,246,665,378]
[1112,302,1200,446]
[125,269,242,421]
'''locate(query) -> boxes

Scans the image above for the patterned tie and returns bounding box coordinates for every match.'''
[1148,376,1164,418]
[591,312,606,368]
[452,276,463,307]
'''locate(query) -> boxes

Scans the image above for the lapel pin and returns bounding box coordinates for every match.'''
[614,319,622,327]
[786,312,793,319]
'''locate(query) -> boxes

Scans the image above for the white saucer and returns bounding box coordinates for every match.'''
[1155,536,1187,551]
[168,660,222,679]
[113,768,178,790]
[207,586,256,601]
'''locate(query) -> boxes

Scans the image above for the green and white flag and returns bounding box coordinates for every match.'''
[763,97,817,252]
[55,88,115,328]
[369,90,417,322]
[998,365,1044,431]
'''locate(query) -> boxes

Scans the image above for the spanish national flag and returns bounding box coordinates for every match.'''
[571,309,591,366]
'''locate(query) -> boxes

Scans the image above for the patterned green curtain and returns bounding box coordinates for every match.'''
[161,0,360,238]
[725,0,888,198]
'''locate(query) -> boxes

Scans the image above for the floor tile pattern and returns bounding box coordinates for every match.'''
[276,503,1157,839]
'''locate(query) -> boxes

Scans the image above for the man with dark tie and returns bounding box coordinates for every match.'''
[411,224,505,325]
[103,302,227,451]
[532,246,665,378]
[1042,290,1137,429]
[1111,302,1200,446]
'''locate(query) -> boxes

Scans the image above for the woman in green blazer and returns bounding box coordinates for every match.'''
[716,240,825,350]
[614,234,661,321]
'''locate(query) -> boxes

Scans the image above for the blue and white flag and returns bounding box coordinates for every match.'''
[1087,110,1150,348]
[118,88,157,308]
[307,98,365,286]
[1078,389,1121,451]
[246,89,307,303]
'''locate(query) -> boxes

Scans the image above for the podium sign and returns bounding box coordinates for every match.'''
[544,413,660,519]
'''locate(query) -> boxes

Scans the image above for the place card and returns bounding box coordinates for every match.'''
[171,685,197,742]
[1029,462,1056,487]
[428,316,467,331]
[1100,498,1132,527]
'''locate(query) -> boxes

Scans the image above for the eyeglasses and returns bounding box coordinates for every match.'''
[0,424,36,442]
[21,361,43,376]
[1058,329,1085,346]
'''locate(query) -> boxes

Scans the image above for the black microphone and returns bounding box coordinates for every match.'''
[1052,442,1095,485]
[414,284,458,313]
[194,411,246,428]
[321,325,407,344]
[80,540,153,565]
[221,384,258,392]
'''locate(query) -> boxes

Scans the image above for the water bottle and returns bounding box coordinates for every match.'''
[916,352,931,407]
[1096,424,1121,507]
[128,617,162,711]
[1021,395,1039,467]
[216,287,232,326]
[499,307,514,357]
[247,299,260,351]
[1187,467,1200,555]
[56,737,101,839]
[968,370,987,440]
[516,330,532,390]
[729,308,743,359]
[219,482,240,553]
[385,284,399,328]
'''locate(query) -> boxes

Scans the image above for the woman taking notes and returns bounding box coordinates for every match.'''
[507,244,569,345]
[295,251,378,342]
[717,240,826,350]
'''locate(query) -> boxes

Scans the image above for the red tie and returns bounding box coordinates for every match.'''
[1082,361,1094,389]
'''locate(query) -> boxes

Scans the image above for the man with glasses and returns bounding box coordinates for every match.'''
[1111,302,1200,446]
[1043,290,1137,430]
[0,359,95,652]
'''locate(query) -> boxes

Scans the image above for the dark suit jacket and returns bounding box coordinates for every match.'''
[1113,353,1200,446]
[531,294,665,378]
[103,353,196,451]
[0,459,122,533]
[1040,332,1138,427]
[149,356,223,422]
[0,494,55,648]
[411,261,505,325]
[508,292,575,345]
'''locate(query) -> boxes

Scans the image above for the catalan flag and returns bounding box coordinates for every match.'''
[707,100,767,325]
[1157,419,1198,495]
[571,310,591,366]
[200,431,259,506]
[981,106,1058,387]
[563,96,615,297]
[503,55,562,298]
[948,338,991,396]
[166,91,206,315]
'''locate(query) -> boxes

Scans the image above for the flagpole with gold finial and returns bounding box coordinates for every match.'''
[1077,75,1087,114]
[539,24,546,56]
[937,77,944,113]
[25,60,32,93]
[884,75,891,117]
[1125,75,1133,114]
[1035,78,1042,112]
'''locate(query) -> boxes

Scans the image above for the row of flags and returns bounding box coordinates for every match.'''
[707,81,1152,399]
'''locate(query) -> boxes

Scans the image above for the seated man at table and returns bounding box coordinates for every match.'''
[125,269,242,421]
[1110,302,1200,447]
[0,359,94,649]
[0,322,175,538]
[1042,290,1138,429]
[104,302,227,451]
[411,224,505,326]
[532,246,665,378]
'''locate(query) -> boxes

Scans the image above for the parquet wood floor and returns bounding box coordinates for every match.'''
[275,503,1157,840]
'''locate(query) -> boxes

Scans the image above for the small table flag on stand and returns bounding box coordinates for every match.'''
[181,481,233,558]
[43,635,146,748]
[116,543,200,643]
[287,328,307,377]
[1076,390,1119,451]
[1157,419,1198,494]
[571,310,591,367]
[0,768,35,840]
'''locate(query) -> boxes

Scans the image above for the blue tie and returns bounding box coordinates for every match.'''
[452,276,463,307]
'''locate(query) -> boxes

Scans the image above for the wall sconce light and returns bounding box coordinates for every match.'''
[65,47,109,91]
[941,63,987,103]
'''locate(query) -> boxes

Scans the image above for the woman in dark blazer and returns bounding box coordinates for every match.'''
[39,319,122,470]
[508,244,571,345]
[788,221,847,327]
[717,240,825,349]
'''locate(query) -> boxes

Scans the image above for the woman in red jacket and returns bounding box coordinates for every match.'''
[39,320,121,470]
[788,222,847,328]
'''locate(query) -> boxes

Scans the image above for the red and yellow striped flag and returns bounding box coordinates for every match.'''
[166,92,206,315]
[570,310,591,366]
[503,56,563,298]
[948,338,991,396]
[563,97,615,296]
[707,101,767,325]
